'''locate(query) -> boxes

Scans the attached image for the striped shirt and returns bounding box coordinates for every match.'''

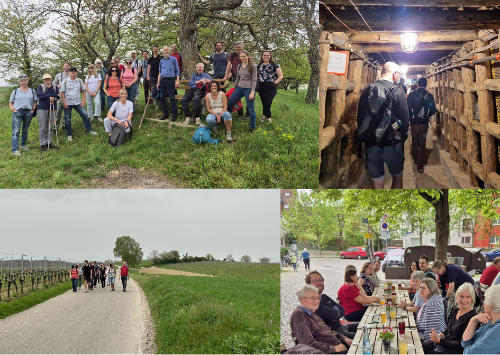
[416,293,446,341]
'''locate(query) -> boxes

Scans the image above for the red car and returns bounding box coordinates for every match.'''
[340,247,368,259]
[373,247,403,260]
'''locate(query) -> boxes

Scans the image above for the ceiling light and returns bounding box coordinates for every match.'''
[401,33,418,53]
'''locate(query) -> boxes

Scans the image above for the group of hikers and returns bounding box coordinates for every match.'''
[356,62,437,189]
[9,41,284,155]
[70,260,129,293]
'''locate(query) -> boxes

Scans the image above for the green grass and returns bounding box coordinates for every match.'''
[0,85,318,188]
[0,281,72,319]
[131,262,279,354]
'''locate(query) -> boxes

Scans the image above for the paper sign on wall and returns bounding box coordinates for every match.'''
[328,50,349,76]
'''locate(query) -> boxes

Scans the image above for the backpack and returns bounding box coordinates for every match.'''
[358,83,402,146]
[106,75,123,87]
[135,59,143,78]
[255,62,278,92]
[122,67,135,76]
[13,88,38,117]
[150,85,160,99]
[411,91,430,125]
[190,125,221,146]
[108,124,127,147]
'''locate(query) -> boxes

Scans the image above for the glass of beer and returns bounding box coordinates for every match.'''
[399,335,408,354]
[392,284,396,291]
[380,297,385,307]
[381,310,387,325]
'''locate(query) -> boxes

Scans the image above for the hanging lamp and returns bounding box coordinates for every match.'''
[400,33,418,53]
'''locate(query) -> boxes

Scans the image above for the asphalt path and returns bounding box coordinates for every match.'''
[0,270,154,354]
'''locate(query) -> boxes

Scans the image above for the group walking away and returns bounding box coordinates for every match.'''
[284,257,500,354]
[9,41,283,155]
[356,61,436,189]
[70,260,130,293]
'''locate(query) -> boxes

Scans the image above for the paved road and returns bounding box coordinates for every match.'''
[0,270,153,354]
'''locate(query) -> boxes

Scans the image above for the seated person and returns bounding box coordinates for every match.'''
[104,89,132,136]
[462,285,500,354]
[305,271,358,339]
[422,283,478,354]
[205,81,233,142]
[416,278,446,341]
[290,284,352,354]
[181,63,212,125]
[398,271,425,315]
[479,257,500,287]
[399,260,420,301]
[368,260,381,288]
[338,269,379,322]
[358,262,374,296]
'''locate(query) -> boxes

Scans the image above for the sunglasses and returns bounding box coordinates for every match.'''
[111,70,118,72]
[126,62,132,64]
[88,67,93,69]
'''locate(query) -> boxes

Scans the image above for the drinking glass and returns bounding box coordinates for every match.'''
[392,285,396,291]
[398,321,405,335]
[390,307,397,319]
[381,311,387,325]
[399,336,408,354]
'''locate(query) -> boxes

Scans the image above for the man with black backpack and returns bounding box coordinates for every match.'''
[357,62,409,189]
[198,41,229,92]
[407,77,436,173]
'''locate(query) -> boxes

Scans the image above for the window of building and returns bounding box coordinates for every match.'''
[462,236,471,244]
[284,204,289,209]
[431,239,435,246]
[285,192,290,197]
[490,235,500,244]
[492,219,500,225]
[462,219,472,232]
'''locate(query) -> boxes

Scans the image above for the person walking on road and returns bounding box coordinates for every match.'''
[106,263,110,286]
[107,264,116,291]
[70,264,79,292]
[121,261,129,292]
[77,264,82,290]
[82,260,92,293]
[100,263,106,288]
[93,261,99,287]
[302,248,311,272]
[291,254,297,272]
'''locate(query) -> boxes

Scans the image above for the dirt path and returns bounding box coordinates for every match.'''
[88,166,184,189]
[139,267,212,277]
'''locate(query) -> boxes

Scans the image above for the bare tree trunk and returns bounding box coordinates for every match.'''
[420,190,450,260]
[316,234,322,255]
[419,232,423,246]
[305,47,318,103]
[301,0,319,104]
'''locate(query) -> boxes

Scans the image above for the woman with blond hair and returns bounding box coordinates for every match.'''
[358,262,374,296]
[421,282,477,353]
[226,50,257,133]
[104,89,132,137]
[84,63,102,121]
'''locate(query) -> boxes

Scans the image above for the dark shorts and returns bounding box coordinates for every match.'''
[366,142,404,180]
[84,276,92,283]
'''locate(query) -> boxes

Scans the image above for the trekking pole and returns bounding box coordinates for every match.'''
[48,103,52,151]
[52,102,59,150]
[138,92,151,130]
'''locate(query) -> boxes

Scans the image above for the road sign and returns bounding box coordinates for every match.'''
[362,218,368,223]
[381,230,390,240]
[365,233,372,239]
[381,222,389,230]
[381,213,388,220]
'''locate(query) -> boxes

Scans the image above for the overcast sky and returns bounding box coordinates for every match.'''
[0,190,280,264]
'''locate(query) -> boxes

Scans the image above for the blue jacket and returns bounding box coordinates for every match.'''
[188,72,212,89]
[302,251,310,259]
[37,84,60,110]
[462,319,500,354]
[416,293,446,341]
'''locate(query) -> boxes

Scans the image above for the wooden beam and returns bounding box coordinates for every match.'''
[321,1,500,6]
[361,42,460,53]
[486,121,500,139]
[488,172,500,189]
[484,79,500,92]
[349,31,478,44]
[320,8,500,32]
[320,126,336,151]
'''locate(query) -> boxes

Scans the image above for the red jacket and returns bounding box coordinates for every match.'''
[226,88,242,112]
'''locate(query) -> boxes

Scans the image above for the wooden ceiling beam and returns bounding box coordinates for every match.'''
[320,8,500,32]
[321,0,499,7]
[361,42,460,53]
[348,31,478,43]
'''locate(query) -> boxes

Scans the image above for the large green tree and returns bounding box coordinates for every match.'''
[113,236,144,267]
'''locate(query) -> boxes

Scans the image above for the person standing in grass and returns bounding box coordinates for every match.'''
[85,64,102,122]
[122,58,139,109]
[198,41,229,92]
[157,45,180,121]
[291,254,297,271]
[226,50,257,133]
[53,62,71,130]
[225,41,249,120]
[70,264,79,292]
[9,74,37,156]
[104,66,125,114]
[257,51,283,123]
[95,59,107,112]
[121,261,129,292]
[36,73,60,151]
[82,260,92,293]
[107,264,116,291]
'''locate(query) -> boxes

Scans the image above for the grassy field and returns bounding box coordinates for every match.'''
[0,280,72,319]
[132,261,279,354]
[0,85,318,188]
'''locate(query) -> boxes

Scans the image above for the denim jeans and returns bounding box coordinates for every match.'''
[292,263,297,271]
[64,104,93,136]
[227,86,256,129]
[12,110,33,152]
[71,278,78,292]
[159,77,177,117]
[107,96,119,117]
[121,276,128,290]
[126,83,137,108]
[100,91,106,112]
[206,111,232,126]
[86,91,101,117]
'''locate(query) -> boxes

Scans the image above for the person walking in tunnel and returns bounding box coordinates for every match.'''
[407,77,436,174]
[357,61,409,189]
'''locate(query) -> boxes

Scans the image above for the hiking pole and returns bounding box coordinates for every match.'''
[138,92,151,130]
[52,102,59,150]
[48,102,53,151]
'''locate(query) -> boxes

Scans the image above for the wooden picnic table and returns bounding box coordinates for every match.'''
[358,293,417,329]
[373,289,410,298]
[348,327,423,354]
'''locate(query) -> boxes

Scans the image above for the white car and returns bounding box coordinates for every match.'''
[381,248,405,273]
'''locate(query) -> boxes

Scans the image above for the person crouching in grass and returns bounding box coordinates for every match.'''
[104,89,132,137]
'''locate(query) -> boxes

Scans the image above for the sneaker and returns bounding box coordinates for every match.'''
[88,130,98,135]
[159,114,168,121]
[243,115,250,120]
[40,145,47,151]
[19,145,29,151]
[12,150,21,156]
[261,116,266,123]
[183,117,193,124]
[226,132,233,142]
[248,127,254,134]
[68,136,73,141]
[213,124,219,134]
[97,117,103,122]
[48,144,57,149]
[170,116,177,122]
[195,117,201,125]
[84,290,87,293]
[238,116,244,120]
[418,169,424,174]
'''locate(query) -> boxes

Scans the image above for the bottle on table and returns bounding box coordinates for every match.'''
[363,324,371,355]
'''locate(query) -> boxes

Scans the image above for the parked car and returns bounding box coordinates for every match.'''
[373,247,403,260]
[340,247,368,259]
[465,247,483,255]
[482,247,500,262]
[381,248,405,272]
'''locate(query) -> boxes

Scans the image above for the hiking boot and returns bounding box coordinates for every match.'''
[170,116,177,122]
[88,130,98,135]
[226,132,233,142]
[40,145,47,151]
[19,145,29,151]
[159,114,168,121]
[67,136,72,141]
[97,117,103,122]
[48,144,58,149]
[195,117,201,125]
[238,115,244,120]
[248,127,254,134]
[12,150,21,157]
[213,123,219,134]
[243,115,250,120]
[183,117,193,124]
